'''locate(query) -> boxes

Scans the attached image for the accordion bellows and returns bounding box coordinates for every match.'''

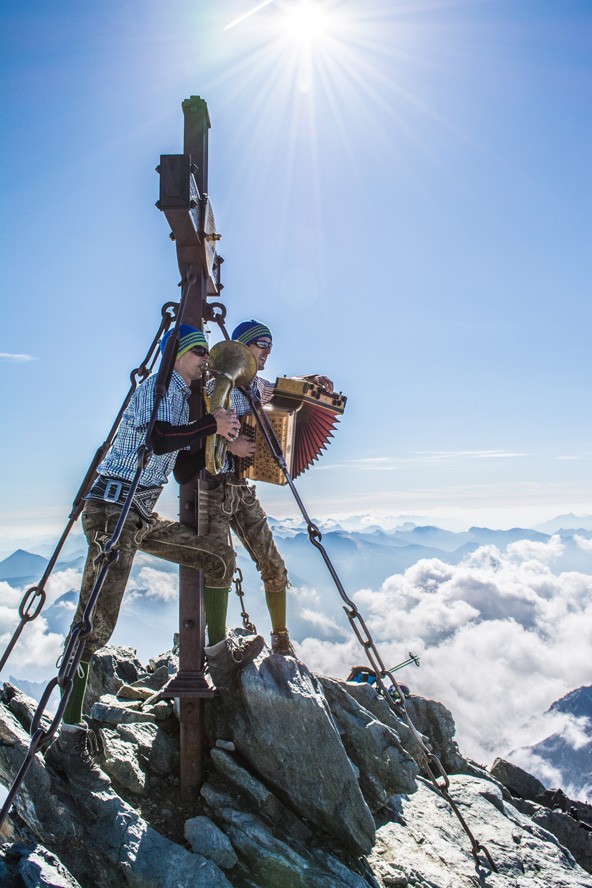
[236,377,347,485]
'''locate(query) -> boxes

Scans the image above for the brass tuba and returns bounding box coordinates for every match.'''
[205,340,258,475]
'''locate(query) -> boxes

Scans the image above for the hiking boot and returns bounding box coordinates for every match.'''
[205,631,265,689]
[270,629,296,656]
[45,724,110,789]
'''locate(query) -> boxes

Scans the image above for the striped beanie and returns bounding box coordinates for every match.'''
[161,324,208,358]
[231,319,272,345]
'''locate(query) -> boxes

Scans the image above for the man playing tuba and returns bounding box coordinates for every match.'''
[176,319,333,657]
[46,326,263,785]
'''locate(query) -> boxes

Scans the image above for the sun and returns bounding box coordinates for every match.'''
[270,0,343,93]
[225,0,334,44]
[278,0,331,46]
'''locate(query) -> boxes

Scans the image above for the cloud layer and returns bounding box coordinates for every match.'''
[2,533,592,799]
[299,536,592,774]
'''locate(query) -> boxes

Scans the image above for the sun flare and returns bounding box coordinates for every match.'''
[278,0,331,45]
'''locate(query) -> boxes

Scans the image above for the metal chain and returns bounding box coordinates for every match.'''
[0,276,196,830]
[0,302,179,676]
[340,596,497,872]
[211,313,496,873]
[233,568,257,634]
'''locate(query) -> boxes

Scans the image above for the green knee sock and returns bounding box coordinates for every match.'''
[204,586,230,645]
[63,660,90,725]
[265,587,287,635]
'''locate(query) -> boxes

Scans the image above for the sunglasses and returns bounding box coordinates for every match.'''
[190,346,209,357]
[253,340,272,350]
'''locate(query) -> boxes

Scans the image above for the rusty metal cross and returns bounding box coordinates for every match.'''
[156,95,223,801]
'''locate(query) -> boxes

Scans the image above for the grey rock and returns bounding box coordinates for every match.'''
[0,855,16,888]
[116,722,178,777]
[5,644,592,888]
[403,695,467,773]
[120,817,233,888]
[148,651,179,674]
[100,727,148,795]
[343,679,426,760]
[0,684,53,737]
[215,654,376,854]
[0,842,80,887]
[12,842,82,887]
[140,700,173,721]
[512,796,539,817]
[117,684,156,702]
[0,708,68,843]
[208,747,276,811]
[209,802,317,887]
[99,692,144,710]
[532,807,592,874]
[114,721,157,751]
[538,789,592,827]
[91,701,156,725]
[201,784,373,888]
[491,756,548,802]
[85,645,146,714]
[319,675,419,810]
[132,665,171,692]
[368,774,592,887]
[206,748,312,842]
[184,815,238,869]
[97,722,179,791]
[0,698,230,888]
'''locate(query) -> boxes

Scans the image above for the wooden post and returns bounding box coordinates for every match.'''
[158,96,217,804]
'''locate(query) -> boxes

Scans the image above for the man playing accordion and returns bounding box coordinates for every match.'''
[190,319,333,657]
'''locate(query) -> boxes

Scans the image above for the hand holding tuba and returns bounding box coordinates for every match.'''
[205,341,257,475]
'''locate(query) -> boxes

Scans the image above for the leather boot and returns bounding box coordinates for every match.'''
[45,724,110,789]
[270,628,296,656]
[205,631,265,689]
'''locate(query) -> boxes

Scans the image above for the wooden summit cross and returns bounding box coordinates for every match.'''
[156,95,223,802]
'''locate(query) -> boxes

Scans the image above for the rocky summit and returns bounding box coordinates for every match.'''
[1,643,592,887]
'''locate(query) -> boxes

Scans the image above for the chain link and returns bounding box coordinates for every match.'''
[0,303,179,677]
[210,307,497,875]
[1,304,498,867]
[0,281,196,830]
[17,586,46,622]
[233,568,257,634]
[314,522,497,873]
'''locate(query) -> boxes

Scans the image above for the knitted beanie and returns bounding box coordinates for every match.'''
[161,324,208,358]
[231,320,272,345]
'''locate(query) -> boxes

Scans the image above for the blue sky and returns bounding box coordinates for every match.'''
[1,0,591,536]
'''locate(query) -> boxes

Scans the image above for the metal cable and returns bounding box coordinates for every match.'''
[0,279,196,829]
[211,313,497,873]
[0,302,178,675]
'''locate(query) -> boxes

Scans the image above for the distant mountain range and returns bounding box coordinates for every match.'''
[0,548,85,586]
[0,516,592,588]
[3,512,592,582]
[3,518,592,614]
[511,686,592,801]
[533,514,592,533]
[3,514,592,804]
[2,515,591,659]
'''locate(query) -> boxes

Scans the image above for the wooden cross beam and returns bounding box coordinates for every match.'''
[156,95,222,802]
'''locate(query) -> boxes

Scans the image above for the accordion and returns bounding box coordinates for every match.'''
[235,377,347,485]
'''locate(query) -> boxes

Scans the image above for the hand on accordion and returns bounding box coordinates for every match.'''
[297,374,334,393]
[314,375,334,393]
[227,433,257,458]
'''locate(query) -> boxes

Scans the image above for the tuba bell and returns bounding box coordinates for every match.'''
[205,340,258,475]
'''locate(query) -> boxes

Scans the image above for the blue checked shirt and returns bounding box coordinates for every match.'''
[97,370,192,488]
[230,376,275,416]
